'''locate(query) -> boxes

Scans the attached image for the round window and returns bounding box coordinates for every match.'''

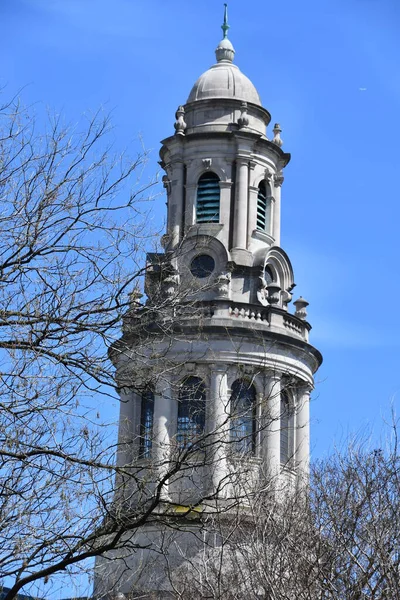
[190,254,215,278]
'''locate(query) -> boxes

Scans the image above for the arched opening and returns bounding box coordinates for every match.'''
[280,390,292,466]
[257,180,272,233]
[230,379,256,455]
[139,388,154,459]
[196,172,220,223]
[177,377,206,448]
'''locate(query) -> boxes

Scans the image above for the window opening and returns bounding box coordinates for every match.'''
[257,181,271,233]
[230,379,256,454]
[196,172,220,223]
[177,377,206,448]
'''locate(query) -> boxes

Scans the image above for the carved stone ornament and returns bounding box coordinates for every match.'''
[162,174,171,195]
[274,170,284,187]
[257,275,269,306]
[215,271,231,297]
[174,105,187,136]
[162,266,180,298]
[267,282,281,306]
[160,233,170,249]
[293,297,309,320]
[272,123,283,147]
[129,284,143,310]
[281,289,293,311]
[202,158,212,170]
[237,101,249,128]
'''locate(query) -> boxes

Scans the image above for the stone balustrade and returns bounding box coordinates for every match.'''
[123,299,310,343]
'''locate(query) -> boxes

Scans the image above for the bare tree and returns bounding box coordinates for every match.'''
[0,95,163,600]
[0,97,284,600]
[171,419,400,600]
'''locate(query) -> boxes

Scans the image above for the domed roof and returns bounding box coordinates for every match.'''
[187,62,261,105]
[186,7,261,106]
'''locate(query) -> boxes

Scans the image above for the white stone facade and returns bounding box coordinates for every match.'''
[95,15,322,599]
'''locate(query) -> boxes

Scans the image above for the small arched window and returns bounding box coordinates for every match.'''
[177,377,206,448]
[196,172,220,223]
[257,180,272,233]
[230,379,256,455]
[280,390,292,465]
[139,389,154,459]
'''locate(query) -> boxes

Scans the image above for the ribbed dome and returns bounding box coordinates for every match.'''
[187,62,261,105]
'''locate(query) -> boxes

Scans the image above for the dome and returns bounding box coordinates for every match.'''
[187,16,262,107]
[187,62,262,105]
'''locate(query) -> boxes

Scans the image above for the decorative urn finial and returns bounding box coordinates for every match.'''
[237,102,249,128]
[293,297,309,320]
[174,105,187,135]
[272,123,283,147]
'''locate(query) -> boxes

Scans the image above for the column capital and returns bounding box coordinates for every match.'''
[236,155,251,164]
[298,382,313,395]
[267,369,282,381]
[210,364,229,374]
[219,180,233,189]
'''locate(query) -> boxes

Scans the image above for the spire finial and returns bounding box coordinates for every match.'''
[215,3,235,63]
[221,3,229,39]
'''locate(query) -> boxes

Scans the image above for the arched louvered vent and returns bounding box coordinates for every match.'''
[257,180,272,233]
[196,172,220,223]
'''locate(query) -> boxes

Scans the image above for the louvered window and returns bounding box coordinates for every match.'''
[177,377,206,448]
[139,389,154,459]
[257,181,271,233]
[230,380,256,455]
[196,172,220,223]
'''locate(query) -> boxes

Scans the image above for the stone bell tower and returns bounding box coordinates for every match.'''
[95,5,322,597]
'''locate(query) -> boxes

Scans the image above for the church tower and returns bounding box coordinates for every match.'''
[95,6,322,597]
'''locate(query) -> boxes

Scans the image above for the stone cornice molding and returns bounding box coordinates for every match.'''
[274,173,284,188]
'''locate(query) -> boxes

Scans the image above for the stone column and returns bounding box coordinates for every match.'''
[272,175,283,246]
[152,377,173,499]
[208,366,229,497]
[184,183,197,232]
[169,160,184,249]
[296,386,311,483]
[116,388,135,468]
[263,373,281,481]
[232,158,249,250]
[219,180,233,249]
[247,184,259,246]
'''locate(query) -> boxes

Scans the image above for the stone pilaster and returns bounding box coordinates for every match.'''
[168,160,184,249]
[152,377,173,499]
[208,366,229,497]
[263,372,281,480]
[232,157,248,250]
[296,385,311,483]
[273,173,283,245]
[116,388,135,468]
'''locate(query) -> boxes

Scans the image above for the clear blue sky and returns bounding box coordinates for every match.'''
[2,0,400,459]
